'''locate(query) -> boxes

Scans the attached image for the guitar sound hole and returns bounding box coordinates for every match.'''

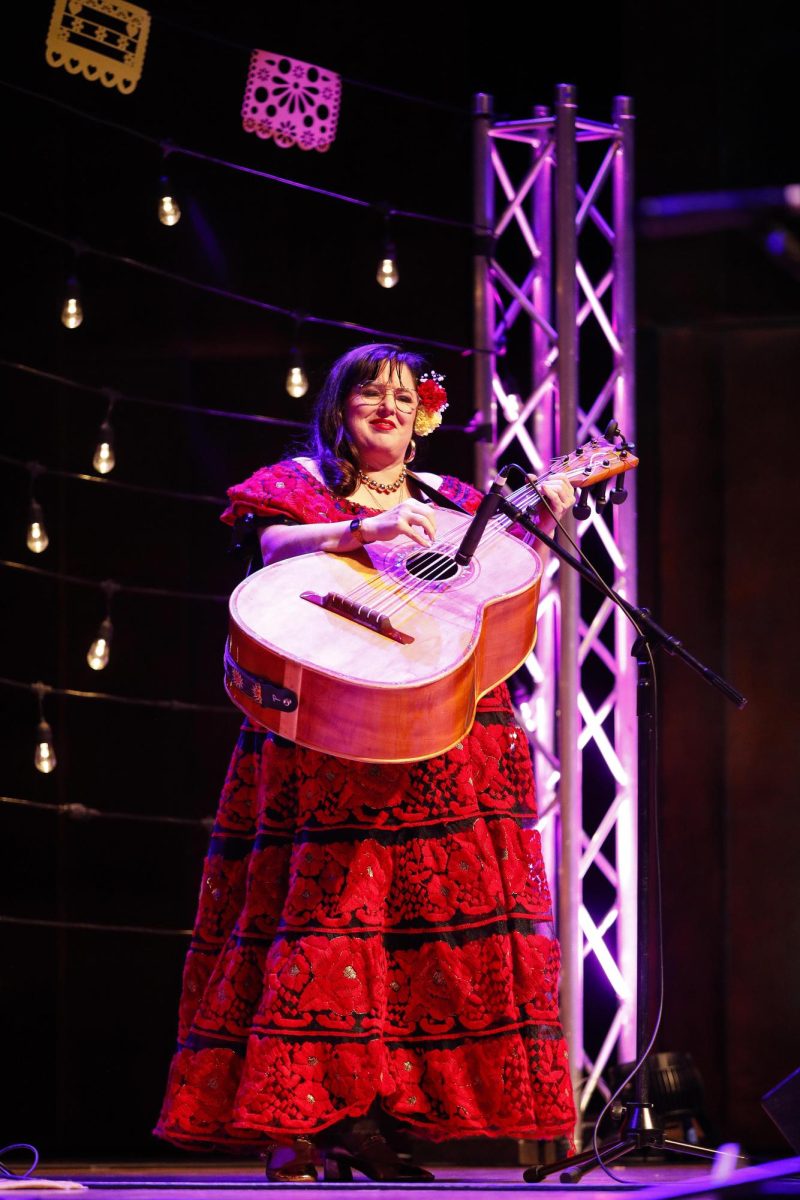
[405,550,459,581]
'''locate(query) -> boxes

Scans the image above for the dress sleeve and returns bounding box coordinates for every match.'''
[437,474,484,515]
[220,461,310,526]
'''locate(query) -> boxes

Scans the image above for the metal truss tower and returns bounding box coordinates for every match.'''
[472,84,638,1139]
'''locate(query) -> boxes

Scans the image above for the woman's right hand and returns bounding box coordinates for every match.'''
[362,500,436,548]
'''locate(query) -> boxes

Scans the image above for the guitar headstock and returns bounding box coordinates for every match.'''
[544,433,639,490]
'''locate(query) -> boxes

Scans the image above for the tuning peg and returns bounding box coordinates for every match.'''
[573,489,592,520]
[604,418,621,440]
[594,481,609,510]
[610,475,627,505]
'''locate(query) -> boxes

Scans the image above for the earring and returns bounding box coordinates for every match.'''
[404,438,416,464]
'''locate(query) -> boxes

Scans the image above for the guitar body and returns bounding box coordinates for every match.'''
[227,509,542,763]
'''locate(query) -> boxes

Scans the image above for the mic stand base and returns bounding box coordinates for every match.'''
[523,1102,746,1184]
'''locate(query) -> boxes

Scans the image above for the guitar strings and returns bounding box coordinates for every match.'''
[338,444,626,627]
[341,478,547,621]
[336,482,529,611]
[377,484,543,620]
[339,478,548,616]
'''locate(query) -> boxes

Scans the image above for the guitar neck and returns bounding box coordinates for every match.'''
[482,434,639,531]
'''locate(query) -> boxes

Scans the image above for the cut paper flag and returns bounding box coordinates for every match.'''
[242,50,341,152]
[45,0,150,94]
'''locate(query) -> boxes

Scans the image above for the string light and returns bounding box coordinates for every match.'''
[87,618,113,670]
[3,451,224,507]
[1,674,233,716]
[33,683,56,774]
[60,273,84,329]
[26,499,49,554]
[92,420,115,474]
[285,316,309,398]
[35,720,57,772]
[2,211,478,355]
[1,558,228,606]
[2,360,308,432]
[0,83,472,232]
[157,167,181,226]
[158,189,181,227]
[26,467,49,554]
[92,394,117,475]
[376,209,399,289]
[376,240,399,289]
[285,364,309,398]
[157,142,181,226]
[86,582,117,671]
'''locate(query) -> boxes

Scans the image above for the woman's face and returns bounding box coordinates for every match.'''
[343,359,418,469]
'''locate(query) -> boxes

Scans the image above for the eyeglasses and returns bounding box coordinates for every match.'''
[353,382,419,412]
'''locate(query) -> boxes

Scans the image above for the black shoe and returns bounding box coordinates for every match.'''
[325,1131,435,1182]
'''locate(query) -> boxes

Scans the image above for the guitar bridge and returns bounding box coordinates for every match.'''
[301,591,414,644]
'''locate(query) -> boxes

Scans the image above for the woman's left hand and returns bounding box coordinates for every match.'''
[527,472,575,536]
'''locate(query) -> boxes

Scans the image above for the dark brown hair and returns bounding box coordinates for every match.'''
[310,343,428,495]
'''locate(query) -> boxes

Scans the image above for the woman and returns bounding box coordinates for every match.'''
[156,344,576,1181]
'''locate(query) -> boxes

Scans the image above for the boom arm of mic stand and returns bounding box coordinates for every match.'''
[498,496,747,709]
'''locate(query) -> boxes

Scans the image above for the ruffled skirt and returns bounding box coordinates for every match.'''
[155,687,575,1147]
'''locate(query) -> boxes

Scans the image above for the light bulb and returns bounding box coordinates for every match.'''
[92,421,116,474]
[158,194,181,226]
[35,720,57,774]
[285,364,309,399]
[27,500,49,554]
[93,440,115,474]
[87,618,113,671]
[61,291,84,329]
[376,255,399,289]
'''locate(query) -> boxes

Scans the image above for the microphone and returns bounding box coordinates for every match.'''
[454,467,510,566]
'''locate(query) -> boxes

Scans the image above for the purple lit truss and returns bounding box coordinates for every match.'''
[472,85,638,1139]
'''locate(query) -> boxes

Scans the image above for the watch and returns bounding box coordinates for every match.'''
[350,517,368,545]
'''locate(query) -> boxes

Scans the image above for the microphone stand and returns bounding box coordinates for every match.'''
[488,494,747,1185]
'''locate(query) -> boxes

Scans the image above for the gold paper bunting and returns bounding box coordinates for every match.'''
[45,0,151,95]
[242,50,341,152]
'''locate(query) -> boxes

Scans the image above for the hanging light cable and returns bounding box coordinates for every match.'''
[376,208,399,289]
[157,142,181,227]
[33,682,57,774]
[285,314,309,398]
[92,391,117,475]
[26,465,49,554]
[86,580,118,671]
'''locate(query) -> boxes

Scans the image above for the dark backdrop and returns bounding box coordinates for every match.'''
[2,0,800,1158]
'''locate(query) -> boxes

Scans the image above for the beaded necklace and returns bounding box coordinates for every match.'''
[357,466,407,494]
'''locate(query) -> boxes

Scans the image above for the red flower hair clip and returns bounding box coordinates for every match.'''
[415,371,448,436]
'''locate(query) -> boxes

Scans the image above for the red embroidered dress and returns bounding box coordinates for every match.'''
[156,460,575,1147]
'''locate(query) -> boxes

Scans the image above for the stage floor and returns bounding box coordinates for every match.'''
[7,1159,800,1199]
